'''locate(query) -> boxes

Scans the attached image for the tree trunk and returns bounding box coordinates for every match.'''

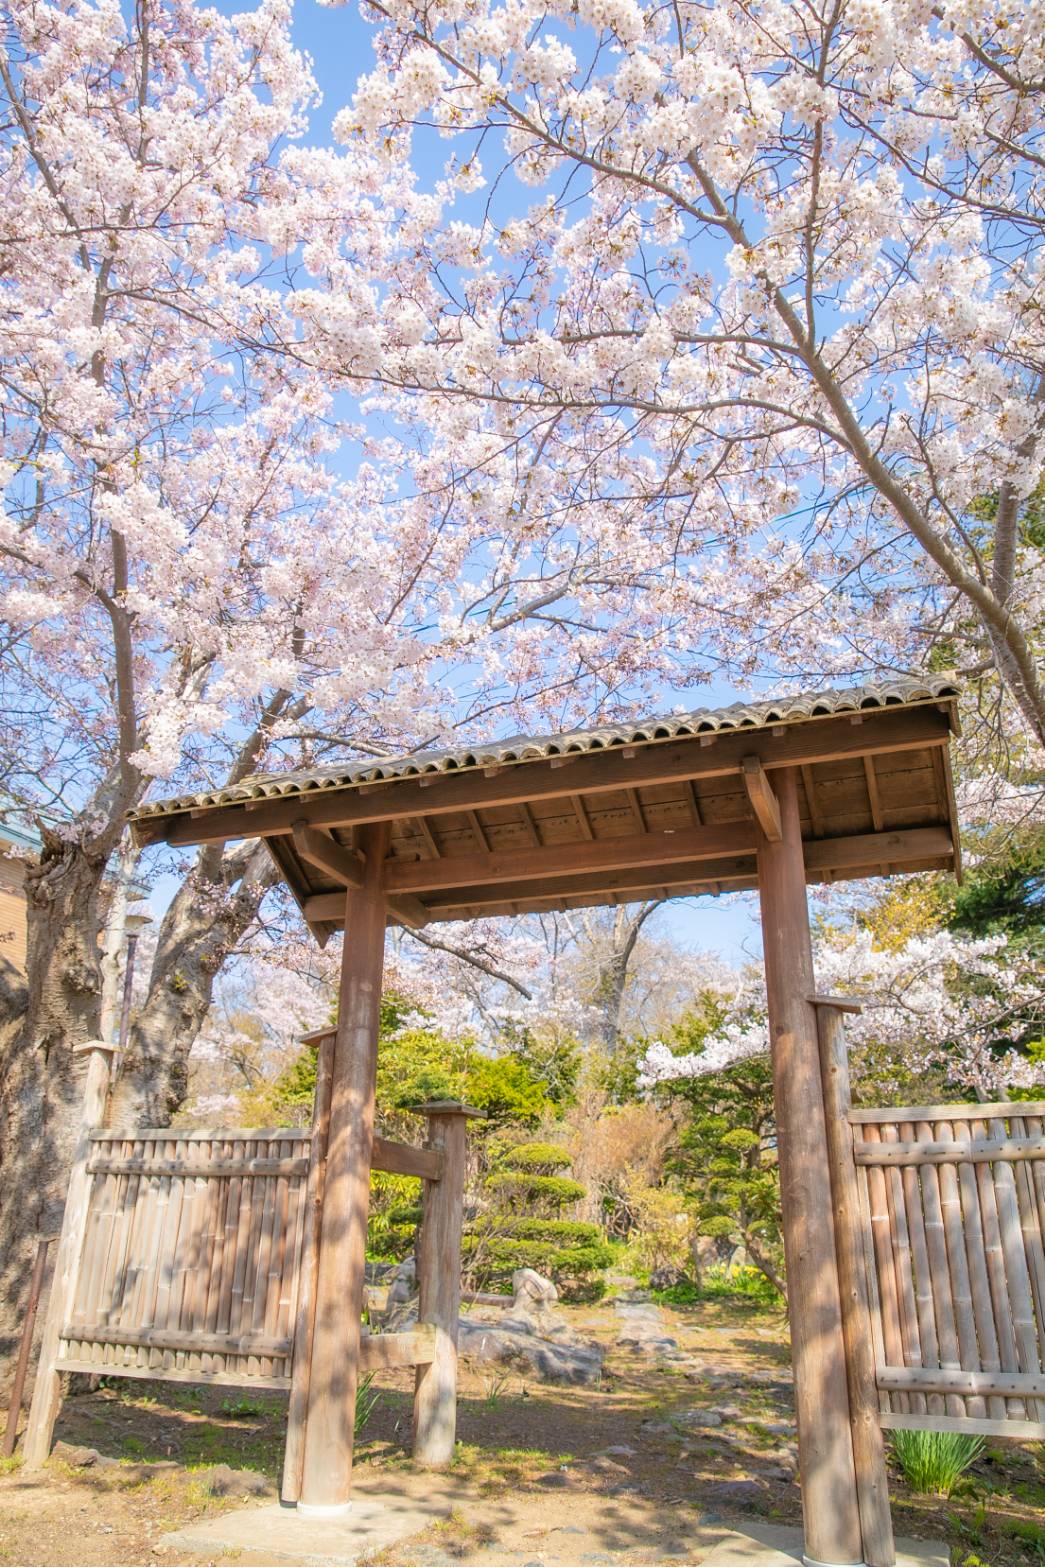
[109,841,275,1126]
[0,830,109,1364]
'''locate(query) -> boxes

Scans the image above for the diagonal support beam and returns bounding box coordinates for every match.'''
[292,822,366,887]
[741,757,782,841]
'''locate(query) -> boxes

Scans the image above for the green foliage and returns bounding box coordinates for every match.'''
[649,1020,785,1300]
[650,1263,783,1308]
[498,1142,573,1170]
[467,1139,611,1299]
[947,825,1045,943]
[355,1372,381,1440]
[464,1055,549,1125]
[485,1171,587,1205]
[891,1429,984,1497]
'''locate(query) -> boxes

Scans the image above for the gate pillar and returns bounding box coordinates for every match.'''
[297,823,389,1514]
[756,768,864,1567]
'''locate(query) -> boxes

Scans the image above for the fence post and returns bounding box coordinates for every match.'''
[812,997,895,1567]
[23,1040,117,1466]
[411,1101,482,1468]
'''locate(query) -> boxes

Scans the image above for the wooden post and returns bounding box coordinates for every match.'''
[23,1041,117,1466]
[281,1028,336,1504]
[813,999,895,1567]
[411,1101,481,1467]
[3,1236,54,1458]
[755,769,863,1567]
[297,824,389,1515]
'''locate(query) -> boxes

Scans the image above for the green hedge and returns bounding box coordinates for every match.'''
[485,1172,587,1205]
[498,1142,574,1171]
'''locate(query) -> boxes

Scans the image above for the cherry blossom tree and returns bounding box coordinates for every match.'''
[309,0,1044,751]
[0,0,704,1356]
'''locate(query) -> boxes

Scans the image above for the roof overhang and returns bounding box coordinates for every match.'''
[129,678,962,941]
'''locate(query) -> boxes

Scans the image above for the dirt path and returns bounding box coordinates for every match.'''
[1,1296,1041,1567]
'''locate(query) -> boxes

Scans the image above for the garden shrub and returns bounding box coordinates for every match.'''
[466,1141,613,1299]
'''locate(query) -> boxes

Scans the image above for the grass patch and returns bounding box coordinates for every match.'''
[891,1430,984,1497]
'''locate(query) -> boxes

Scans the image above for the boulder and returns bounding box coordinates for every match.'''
[458,1318,604,1384]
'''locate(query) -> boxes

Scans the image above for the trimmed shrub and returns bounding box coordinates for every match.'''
[466,1142,611,1300]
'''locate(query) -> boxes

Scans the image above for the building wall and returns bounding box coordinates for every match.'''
[0,852,28,975]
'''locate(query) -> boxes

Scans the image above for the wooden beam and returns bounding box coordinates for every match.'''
[148,706,953,847]
[815,1003,895,1567]
[741,756,782,841]
[571,795,594,839]
[863,757,884,832]
[800,765,825,837]
[385,893,430,932]
[414,816,442,857]
[360,1325,437,1371]
[465,810,490,851]
[413,1108,469,1467]
[372,1136,443,1181]
[804,826,951,873]
[292,823,365,888]
[385,822,756,896]
[301,826,953,926]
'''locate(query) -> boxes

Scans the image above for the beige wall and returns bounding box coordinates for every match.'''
[0,852,28,975]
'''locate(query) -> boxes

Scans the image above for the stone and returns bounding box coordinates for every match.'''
[751,1421,793,1436]
[52,1442,105,1468]
[677,1410,724,1429]
[200,1464,274,1498]
[513,1267,558,1308]
[613,1301,680,1358]
[704,1480,765,1509]
[598,1444,637,1456]
[458,1318,604,1384]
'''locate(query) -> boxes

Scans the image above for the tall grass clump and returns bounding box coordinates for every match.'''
[890,1429,984,1496]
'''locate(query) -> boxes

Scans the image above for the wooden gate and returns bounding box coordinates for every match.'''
[57,1129,310,1388]
[851,1102,1045,1438]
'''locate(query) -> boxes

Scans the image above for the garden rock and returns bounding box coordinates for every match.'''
[613,1301,681,1359]
[677,1408,724,1429]
[458,1317,604,1384]
[201,1465,274,1498]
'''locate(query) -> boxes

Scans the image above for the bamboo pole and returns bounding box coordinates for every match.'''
[297,824,390,1514]
[412,1103,482,1468]
[23,1041,117,1465]
[755,770,863,1567]
[813,1002,895,1567]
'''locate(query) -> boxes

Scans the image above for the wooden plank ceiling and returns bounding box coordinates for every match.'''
[130,683,962,939]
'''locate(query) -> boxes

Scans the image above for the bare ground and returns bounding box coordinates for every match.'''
[0,1296,1041,1567]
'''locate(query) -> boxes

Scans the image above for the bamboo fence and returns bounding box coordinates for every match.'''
[851,1101,1045,1438]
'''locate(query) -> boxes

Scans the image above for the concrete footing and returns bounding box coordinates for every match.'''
[699,1524,948,1567]
[162,1491,452,1565]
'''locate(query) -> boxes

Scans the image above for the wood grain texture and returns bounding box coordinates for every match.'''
[756,771,863,1566]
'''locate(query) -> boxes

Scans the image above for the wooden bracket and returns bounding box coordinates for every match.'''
[808,993,864,1015]
[386,893,429,931]
[741,756,782,841]
[291,822,366,888]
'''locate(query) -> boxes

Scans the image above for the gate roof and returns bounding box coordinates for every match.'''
[129,675,962,938]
